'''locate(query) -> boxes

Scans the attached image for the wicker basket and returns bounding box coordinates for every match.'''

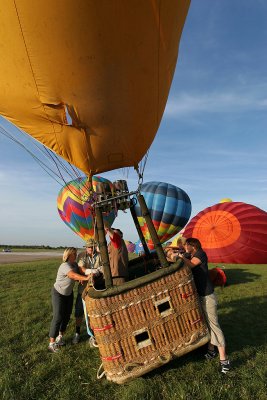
[84,263,210,384]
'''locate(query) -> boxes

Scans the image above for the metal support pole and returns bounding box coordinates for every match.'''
[129,199,150,257]
[137,194,169,268]
[95,206,113,288]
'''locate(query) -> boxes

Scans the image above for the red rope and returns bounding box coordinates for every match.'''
[191,317,202,325]
[181,292,194,299]
[101,353,122,361]
[93,323,114,332]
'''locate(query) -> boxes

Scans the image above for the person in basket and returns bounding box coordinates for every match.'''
[104,222,129,285]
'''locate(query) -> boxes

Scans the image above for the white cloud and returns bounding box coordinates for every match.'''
[165,90,267,117]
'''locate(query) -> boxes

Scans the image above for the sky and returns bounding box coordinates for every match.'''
[0,0,267,247]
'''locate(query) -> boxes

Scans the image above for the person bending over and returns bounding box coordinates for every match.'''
[48,247,90,353]
[167,238,231,374]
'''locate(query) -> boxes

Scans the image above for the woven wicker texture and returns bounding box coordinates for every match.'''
[85,265,210,384]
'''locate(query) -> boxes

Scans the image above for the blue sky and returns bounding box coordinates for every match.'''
[1,0,267,247]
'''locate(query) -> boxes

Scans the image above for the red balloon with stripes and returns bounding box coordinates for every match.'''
[184,202,267,264]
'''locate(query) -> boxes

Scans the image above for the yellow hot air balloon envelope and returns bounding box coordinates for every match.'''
[219,198,233,203]
[0,0,190,176]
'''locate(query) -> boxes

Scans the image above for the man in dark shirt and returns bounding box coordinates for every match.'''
[168,237,231,374]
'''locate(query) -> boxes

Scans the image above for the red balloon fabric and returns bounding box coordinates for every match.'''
[209,268,227,287]
[183,202,267,264]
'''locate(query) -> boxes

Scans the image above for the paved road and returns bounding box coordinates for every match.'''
[0,252,62,264]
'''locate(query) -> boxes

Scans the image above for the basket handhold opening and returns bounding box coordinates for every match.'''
[133,328,152,350]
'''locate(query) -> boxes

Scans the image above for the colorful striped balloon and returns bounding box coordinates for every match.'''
[134,181,191,250]
[57,176,116,241]
[183,202,267,264]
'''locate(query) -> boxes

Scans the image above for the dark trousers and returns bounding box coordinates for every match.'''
[49,287,73,339]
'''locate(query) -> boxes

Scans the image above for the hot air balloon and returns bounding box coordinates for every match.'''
[124,240,136,254]
[134,182,191,249]
[134,239,145,256]
[0,2,210,385]
[57,176,116,241]
[219,198,232,203]
[183,202,267,264]
[209,267,227,287]
[0,1,190,177]
[170,227,186,247]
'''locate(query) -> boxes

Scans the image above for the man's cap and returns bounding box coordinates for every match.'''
[83,238,97,248]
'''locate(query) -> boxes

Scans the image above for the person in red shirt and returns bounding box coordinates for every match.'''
[104,223,129,285]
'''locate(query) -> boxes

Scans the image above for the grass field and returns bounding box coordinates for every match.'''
[0,248,79,253]
[0,260,266,400]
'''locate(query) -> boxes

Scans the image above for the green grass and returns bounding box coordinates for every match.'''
[0,248,80,253]
[0,261,266,400]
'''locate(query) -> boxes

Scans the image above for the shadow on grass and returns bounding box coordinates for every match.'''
[219,295,267,349]
[143,293,267,379]
[223,268,260,286]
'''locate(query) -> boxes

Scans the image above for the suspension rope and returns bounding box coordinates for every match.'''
[0,124,96,205]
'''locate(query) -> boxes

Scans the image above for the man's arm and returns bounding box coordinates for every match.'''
[167,250,201,269]
[104,221,115,239]
[178,253,201,269]
[104,222,121,248]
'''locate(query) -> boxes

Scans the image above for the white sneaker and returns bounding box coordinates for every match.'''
[72,333,80,344]
[55,335,65,346]
[48,342,59,353]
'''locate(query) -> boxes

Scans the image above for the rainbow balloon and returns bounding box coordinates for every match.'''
[57,176,116,241]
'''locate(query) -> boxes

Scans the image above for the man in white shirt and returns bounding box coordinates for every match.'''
[73,238,102,344]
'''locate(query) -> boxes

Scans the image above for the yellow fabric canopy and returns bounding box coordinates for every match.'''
[0,0,190,175]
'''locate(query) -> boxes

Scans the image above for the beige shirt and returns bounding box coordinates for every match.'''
[108,236,129,279]
[77,251,101,269]
[76,251,102,293]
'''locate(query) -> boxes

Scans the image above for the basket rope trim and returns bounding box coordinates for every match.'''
[88,277,194,318]
[92,323,114,332]
[103,331,206,378]
[101,353,122,361]
[95,304,203,346]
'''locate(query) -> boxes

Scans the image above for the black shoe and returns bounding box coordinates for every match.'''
[220,359,231,374]
[205,349,217,360]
